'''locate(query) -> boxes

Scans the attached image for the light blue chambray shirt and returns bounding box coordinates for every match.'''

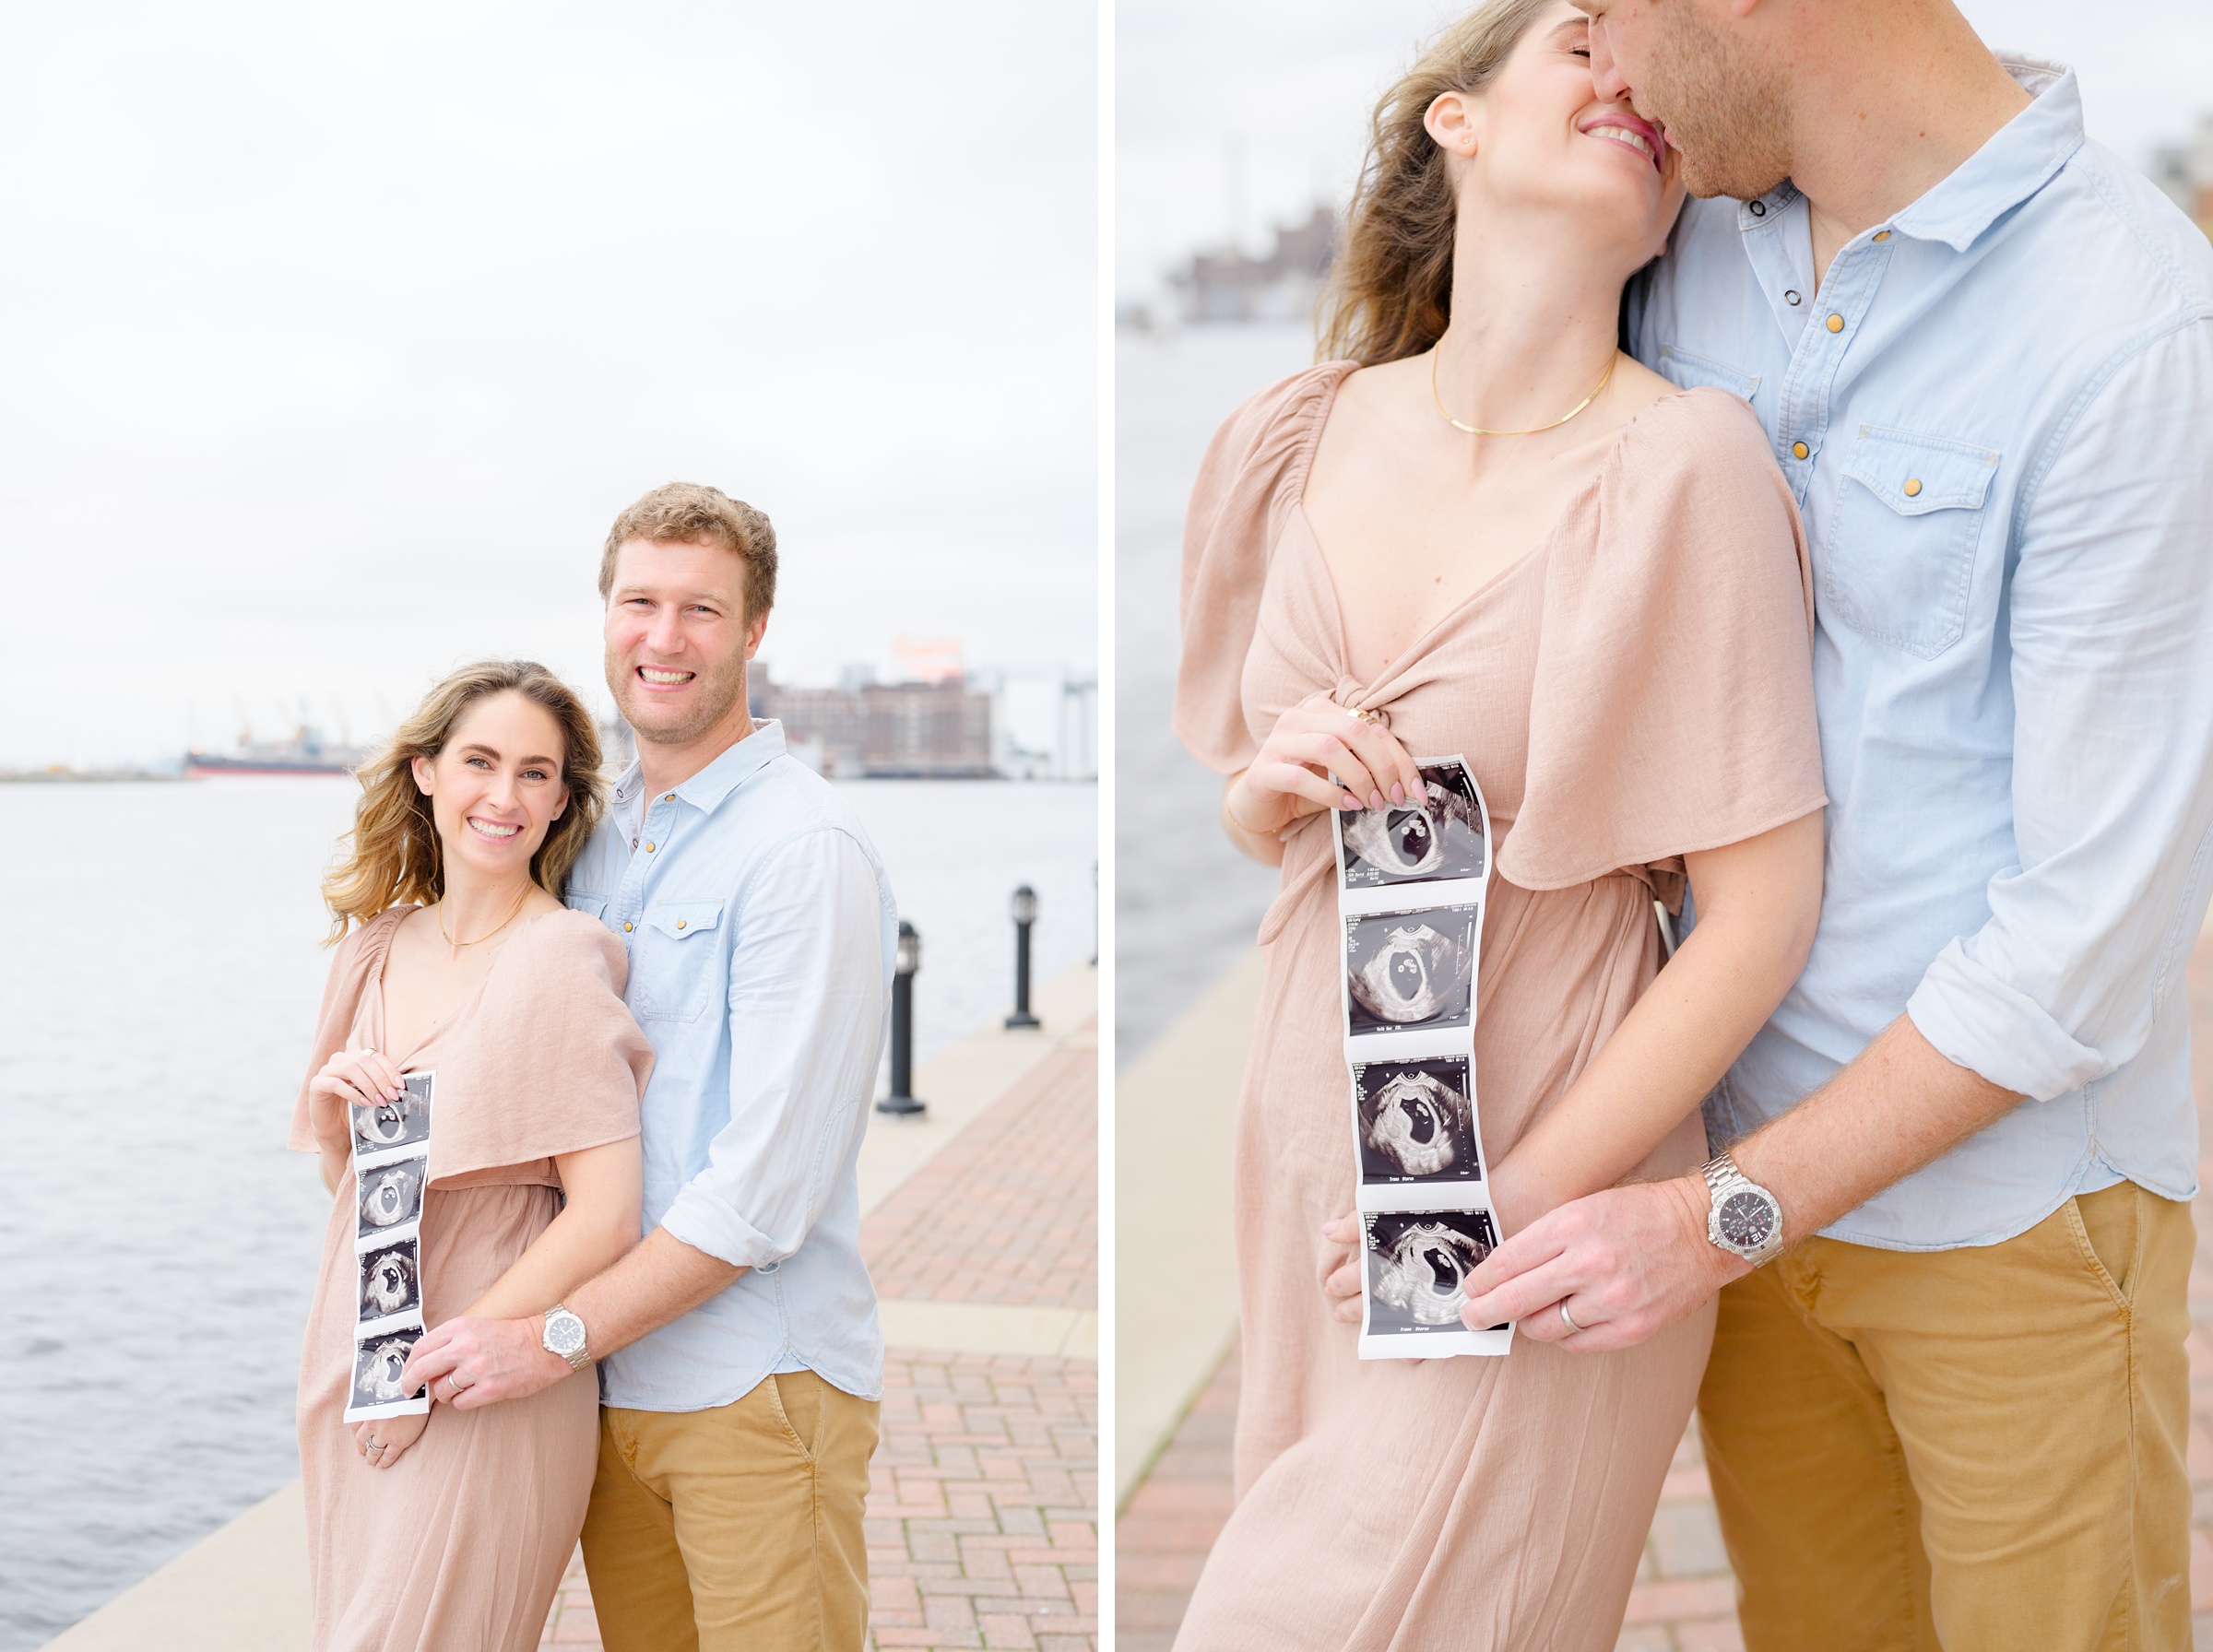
[1627,59,2213,1250]
[564,720,897,1407]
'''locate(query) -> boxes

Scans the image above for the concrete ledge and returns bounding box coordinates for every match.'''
[879,1300,1099,1360]
[1113,950,1261,1505]
[43,1481,309,1651]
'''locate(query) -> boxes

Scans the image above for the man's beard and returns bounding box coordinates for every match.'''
[1638,9,1793,203]
[606,647,750,747]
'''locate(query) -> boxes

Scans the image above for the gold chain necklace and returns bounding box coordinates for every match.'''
[1429,344,1617,437]
[435,881,533,949]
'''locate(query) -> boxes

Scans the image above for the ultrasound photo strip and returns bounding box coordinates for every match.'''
[1352,1055,1485,1213]
[352,1069,433,1165]
[1342,903,1481,1060]
[356,1152,428,1247]
[344,1069,434,1422]
[358,1236,423,1332]
[1332,754,1512,1358]
[1357,1208,1514,1359]
[1334,757,1493,917]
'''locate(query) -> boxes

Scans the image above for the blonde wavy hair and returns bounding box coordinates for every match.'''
[1318,0,1557,366]
[323,661,608,940]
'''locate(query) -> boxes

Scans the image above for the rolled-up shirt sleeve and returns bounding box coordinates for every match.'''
[660,827,891,1268]
[1907,317,2213,1100]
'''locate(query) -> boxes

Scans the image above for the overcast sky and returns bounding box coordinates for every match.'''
[1118,0,2213,296]
[0,1,1096,767]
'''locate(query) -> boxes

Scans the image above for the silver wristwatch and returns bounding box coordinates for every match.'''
[543,1304,591,1371]
[1701,1152,1785,1265]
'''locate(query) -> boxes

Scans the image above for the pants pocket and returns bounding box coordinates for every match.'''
[770,1369,822,1460]
[2064,1183,2139,1311]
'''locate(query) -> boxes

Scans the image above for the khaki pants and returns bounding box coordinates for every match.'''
[580,1370,880,1652]
[1698,1179,2193,1652]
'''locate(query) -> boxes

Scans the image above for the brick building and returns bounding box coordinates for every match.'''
[749,668,997,778]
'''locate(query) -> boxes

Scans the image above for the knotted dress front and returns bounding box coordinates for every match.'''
[289,906,653,1652]
[1171,366,1827,1651]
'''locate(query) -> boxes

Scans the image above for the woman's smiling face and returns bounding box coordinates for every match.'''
[409,690,570,886]
[1433,3,1686,270]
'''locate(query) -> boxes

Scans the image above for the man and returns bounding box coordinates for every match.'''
[407,482,897,1651]
[1449,2,2213,1646]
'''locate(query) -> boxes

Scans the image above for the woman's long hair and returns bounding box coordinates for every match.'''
[1318,0,1557,367]
[322,660,608,940]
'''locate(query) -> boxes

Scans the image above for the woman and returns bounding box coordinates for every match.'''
[1172,3,1827,1647]
[289,660,652,1652]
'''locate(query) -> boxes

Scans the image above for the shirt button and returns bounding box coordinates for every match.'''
[645,842,657,853]
[1785,289,1802,306]
[663,794,675,802]
[676,918,687,929]
[1874,230,1892,242]
[1826,313,1845,333]
[623,921,634,933]
[1792,441,1810,460]
[1749,199,1767,218]
[1903,478,1923,498]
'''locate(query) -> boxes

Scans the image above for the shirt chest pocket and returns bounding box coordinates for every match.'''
[1822,425,2000,660]
[632,899,726,1022]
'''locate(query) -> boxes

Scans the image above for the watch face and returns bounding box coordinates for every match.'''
[1718,1189,1777,1250]
[546,1312,586,1358]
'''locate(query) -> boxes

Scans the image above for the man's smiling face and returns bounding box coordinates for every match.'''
[601,537,766,749]
[1569,0,1794,202]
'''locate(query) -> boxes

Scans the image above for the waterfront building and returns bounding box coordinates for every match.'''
[749,667,997,778]
[1166,205,1337,325]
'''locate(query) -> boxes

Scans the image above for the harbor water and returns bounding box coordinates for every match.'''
[0,773,1095,1650]
[1115,322,1311,1062]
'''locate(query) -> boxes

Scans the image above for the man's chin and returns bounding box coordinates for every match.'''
[621,702,727,747]
[1673,149,1789,206]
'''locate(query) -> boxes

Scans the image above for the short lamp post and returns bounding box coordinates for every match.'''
[878,920,925,1115]
[1005,884,1041,1030]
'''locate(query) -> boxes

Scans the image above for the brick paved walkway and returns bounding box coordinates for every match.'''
[1118,936,2213,1649]
[542,1024,1100,1650]
[861,1044,1099,1308]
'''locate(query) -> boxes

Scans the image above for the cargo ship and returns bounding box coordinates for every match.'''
[184,726,370,777]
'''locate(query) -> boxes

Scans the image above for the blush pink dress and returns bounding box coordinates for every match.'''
[1171,368,1827,1651]
[289,906,652,1652]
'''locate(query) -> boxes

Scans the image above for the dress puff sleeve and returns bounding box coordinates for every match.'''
[1174,362,1356,774]
[1498,388,1828,892]
[287,913,396,1155]
[428,911,653,1183]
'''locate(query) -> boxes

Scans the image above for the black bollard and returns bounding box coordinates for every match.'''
[878,920,925,1115]
[1005,885,1041,1029]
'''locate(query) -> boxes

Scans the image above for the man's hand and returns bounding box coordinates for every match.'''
[403,1315,573,1410]
[1457,1177,1747,1351]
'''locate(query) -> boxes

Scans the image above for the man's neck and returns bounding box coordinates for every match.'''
[635,698,758,796]
[1786,3,2031,287]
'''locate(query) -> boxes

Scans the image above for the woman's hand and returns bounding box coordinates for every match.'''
[350,1409,428,1470]
[1321,1212,1364,1324]
[307,1046,406,1149]
[1225,695,1426,843]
